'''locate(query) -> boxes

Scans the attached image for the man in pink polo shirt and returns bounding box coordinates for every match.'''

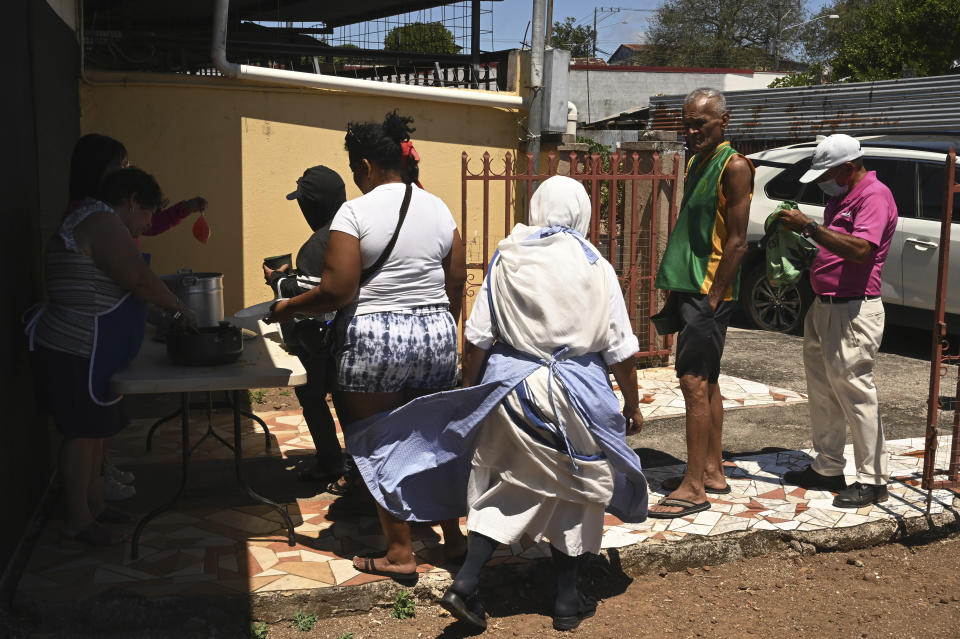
[776,134,898,508]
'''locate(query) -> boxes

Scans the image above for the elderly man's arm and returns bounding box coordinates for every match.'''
[777,208,874,264]
[708,155,753,310]
[461,342,490,388]
[610,357,643,435]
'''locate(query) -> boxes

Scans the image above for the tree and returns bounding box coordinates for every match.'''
[383,22,461,54]
[551,17,596,58]
[802,0,960,81]
[634,0,808,69]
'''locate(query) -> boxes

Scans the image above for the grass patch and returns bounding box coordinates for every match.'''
[391,590,416,619]
[292,610,317,632]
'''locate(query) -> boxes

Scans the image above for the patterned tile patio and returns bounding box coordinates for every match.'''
[13,370,957,606]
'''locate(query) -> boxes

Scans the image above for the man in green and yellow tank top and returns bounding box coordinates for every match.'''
[649,88,755,518]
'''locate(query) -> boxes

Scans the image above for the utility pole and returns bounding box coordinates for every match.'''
[773,1,784,70]
[545,0,554,46]
[592,7,597,59]
[528,0,546,187]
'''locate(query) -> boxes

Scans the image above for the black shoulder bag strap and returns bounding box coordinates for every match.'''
[304,183,414,359]
[358,182,413,287]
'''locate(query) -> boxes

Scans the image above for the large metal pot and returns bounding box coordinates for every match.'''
[160,269,224,327]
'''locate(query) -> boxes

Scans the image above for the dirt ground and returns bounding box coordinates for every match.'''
[248,386,300,412]
[260,535,960,639]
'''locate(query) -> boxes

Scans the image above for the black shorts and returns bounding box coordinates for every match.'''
[33,345,128,439]
[673,292,734,384]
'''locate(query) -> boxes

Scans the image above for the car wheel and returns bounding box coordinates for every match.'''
[740,265,811,334]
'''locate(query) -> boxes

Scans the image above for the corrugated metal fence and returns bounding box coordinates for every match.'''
[650,74,960,145]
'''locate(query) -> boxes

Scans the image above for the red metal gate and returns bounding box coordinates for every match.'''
[460,149,681,363]
[922,148,960,508]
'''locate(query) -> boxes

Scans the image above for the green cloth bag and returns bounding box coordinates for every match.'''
[762,201,818,287]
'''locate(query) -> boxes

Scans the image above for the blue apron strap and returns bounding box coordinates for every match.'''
[487,250,502,340]
[22,302,48,352]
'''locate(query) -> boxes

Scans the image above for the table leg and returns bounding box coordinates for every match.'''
[145,405,182,452]
[232,390,295,546]
[223,391,272,450]
[189,391,234,454]
[131,391,192,560]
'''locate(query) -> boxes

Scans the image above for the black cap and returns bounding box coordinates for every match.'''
[286,166,347,231]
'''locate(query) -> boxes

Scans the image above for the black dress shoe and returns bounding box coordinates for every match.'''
[440,588,487,630]
[782,465,847,492]
[553,594,597,631]
[833,482,889,508]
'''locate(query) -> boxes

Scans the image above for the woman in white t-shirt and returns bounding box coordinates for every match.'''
[268,111,467,581]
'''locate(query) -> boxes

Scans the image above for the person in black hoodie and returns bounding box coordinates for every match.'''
[263,165,348,486]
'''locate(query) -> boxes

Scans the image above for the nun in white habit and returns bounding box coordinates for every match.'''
[444,175,645,631]
[342,175,647,631]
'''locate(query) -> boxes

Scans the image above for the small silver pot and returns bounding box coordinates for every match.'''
[161,269,224,327]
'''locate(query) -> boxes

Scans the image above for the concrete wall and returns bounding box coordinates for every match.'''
[1,0,80,582]
[80,73,523,313]
[579,130,640,150]
[569,66,786,124]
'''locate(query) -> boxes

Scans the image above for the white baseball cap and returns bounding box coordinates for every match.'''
[798,134,863,183]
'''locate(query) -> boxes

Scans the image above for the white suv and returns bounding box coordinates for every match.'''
[739,135,960,333]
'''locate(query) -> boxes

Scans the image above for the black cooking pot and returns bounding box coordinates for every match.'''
[167,321,243,366]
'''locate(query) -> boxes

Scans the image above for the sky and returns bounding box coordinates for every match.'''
[489,0,833,56]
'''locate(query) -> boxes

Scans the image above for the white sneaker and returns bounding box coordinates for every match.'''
[103,460,135,485]
[102,477,136,501]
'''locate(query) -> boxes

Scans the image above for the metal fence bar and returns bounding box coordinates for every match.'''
[461,148,680,362]
[922,147,960,507]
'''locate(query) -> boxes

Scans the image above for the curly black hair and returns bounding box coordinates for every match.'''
[344,110,419,184]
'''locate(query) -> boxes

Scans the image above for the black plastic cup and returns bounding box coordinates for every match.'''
[263,253,293,270]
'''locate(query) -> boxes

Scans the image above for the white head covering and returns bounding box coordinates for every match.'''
[529,175,592,236]
[475,176,610,359]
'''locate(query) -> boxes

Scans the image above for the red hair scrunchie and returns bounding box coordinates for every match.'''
[401,140,424,189]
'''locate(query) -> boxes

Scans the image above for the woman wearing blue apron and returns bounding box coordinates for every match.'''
[28,167,196,546]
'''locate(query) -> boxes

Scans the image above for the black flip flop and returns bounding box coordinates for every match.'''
[647,497,712,519]
[553,594,597,631]
[660,475,732,494]
[353,556,418,584]
[440,588,487,629]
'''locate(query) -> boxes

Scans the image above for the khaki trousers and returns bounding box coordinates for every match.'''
[803,297,888,485]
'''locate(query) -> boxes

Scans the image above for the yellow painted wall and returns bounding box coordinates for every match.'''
[80,71,523,314]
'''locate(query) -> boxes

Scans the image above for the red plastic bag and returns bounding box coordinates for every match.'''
[192,214,211,244]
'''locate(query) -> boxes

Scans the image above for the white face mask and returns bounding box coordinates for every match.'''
[817,179,849,198]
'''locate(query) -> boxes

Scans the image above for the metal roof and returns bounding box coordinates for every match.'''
[85,0,501,28]
[650,74,960,141]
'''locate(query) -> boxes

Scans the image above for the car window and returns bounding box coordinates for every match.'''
[868,158,916,219]
[918,161,960,223]
[765,156,916,215]
[764,157,826,207]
